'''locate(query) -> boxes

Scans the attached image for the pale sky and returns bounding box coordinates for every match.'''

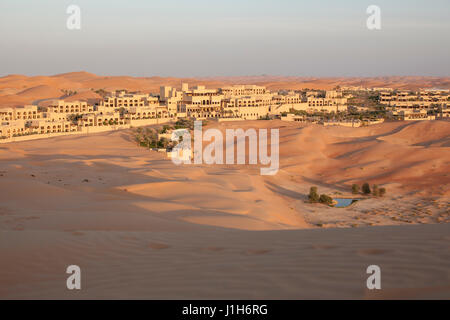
[0,0,449,77]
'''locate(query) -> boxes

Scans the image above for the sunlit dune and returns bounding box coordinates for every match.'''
[0,120,448,299]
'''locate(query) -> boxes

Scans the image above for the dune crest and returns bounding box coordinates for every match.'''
[1,72,449,107]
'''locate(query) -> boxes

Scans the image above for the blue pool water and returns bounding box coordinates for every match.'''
[334,198,358,208]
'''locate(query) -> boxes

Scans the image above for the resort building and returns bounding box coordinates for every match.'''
[389,109,436,121]
[380,90,449,110]
[220,85,266,97]
[46,100,93,114]
[0,120,29,138]
[306,97,348,113]
[99,91,159,110]
[0,84,445,143]
[29,119,78,134]
[0,105,41,121]
[322,119,384,127]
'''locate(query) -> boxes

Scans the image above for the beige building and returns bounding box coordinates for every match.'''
[380,89,449,110]
[220,85,266,97]
[179,85,224,118]
[78,112,125,127]
[1,83,406,143]
[323,119,384,127]
[0,120,30,138]
[306,97,348,113]
[46,100,93,114]
[273,92,302,105]
[29,119,78,134]
[437,106,450,119]
[390,108,436,121]
[280,114,307,122]
[0,105,41,121]
[128,105,170,120]
[100,91,159,109]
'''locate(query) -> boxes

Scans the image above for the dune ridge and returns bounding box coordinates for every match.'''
[1,72,449,107]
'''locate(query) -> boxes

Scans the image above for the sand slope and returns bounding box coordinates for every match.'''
[0,120,448,299]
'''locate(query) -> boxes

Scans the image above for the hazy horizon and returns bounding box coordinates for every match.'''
[1,0,449,77]
[3,71,450,80]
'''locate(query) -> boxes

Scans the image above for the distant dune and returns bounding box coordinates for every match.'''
[1,72,449,107]
[61,89,102,104]
[16,85,62,99]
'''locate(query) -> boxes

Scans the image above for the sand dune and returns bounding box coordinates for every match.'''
[0,120,448,299]
[1,72,449,107]
[61,90,102,104]
[16,85,63,100]
[1,224,449,299]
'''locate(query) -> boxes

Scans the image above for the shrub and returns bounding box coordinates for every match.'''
[351,184,359,194]
[308,186,320,203]
[362,183,371,194]
[157,137,168,149]
[319,194,334,206]
[160,125,170,134]
[379,187,386,197]
[372,184,379,197]
[139,141,148,148]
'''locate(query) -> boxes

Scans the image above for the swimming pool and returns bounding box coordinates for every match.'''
[334,198,358,208]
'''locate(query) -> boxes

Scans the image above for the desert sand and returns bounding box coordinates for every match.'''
[1,72,450,108]
[0,120,449,299]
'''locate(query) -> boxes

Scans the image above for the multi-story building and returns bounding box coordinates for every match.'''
[389,108,436,121]
[99,91,159,110]
[380,90,449,110]
[0,120,29,138]
[3,84,444,143]
[306,97,348,113]
[29,119,79,134]
[0,105,41,121]
[180,85,224,118]
[46,100,94,114]
[220,85,266,97]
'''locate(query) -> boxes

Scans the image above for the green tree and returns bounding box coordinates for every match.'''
[160,125,170,134]
[308,186,320,203]
[351,184,360,194]
[379,187,386,197]
[319,194,334,206]
[157,138,168,149]
[362,183,371,194]
[68,113,82,124]
[372,184,379,197]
